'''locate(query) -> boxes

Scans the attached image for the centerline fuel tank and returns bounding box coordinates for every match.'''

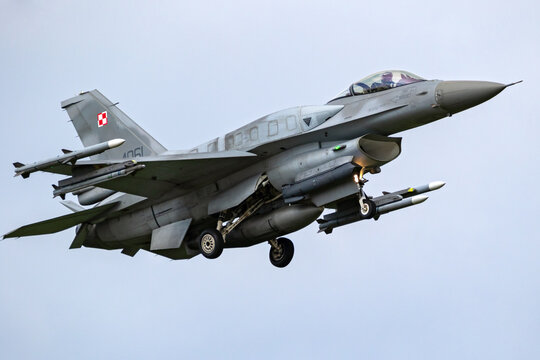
[225,204,323,248]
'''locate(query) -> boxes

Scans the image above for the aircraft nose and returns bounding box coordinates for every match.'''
[435,81,506,114]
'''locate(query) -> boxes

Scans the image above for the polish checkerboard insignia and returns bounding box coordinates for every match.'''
[97,111,108,127]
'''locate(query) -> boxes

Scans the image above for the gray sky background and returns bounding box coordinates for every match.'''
[1,1,539,359]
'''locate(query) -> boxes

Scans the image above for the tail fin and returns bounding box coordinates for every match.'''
[61,90,167,160]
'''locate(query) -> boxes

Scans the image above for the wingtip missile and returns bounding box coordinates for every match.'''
[13,138,126,178]
[107,138,126,148]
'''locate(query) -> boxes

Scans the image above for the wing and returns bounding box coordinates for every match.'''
[43,150,259,198]
[3,203,117,239]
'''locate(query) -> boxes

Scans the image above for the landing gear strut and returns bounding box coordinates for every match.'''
[354,168,376,219]
[268,237,294,268]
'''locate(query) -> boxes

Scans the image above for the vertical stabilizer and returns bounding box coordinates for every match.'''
[61,90,167,160]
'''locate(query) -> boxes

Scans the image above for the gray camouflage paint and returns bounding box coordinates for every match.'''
[5,75,511,262]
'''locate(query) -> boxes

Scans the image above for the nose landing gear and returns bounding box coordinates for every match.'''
[354,168,376,220]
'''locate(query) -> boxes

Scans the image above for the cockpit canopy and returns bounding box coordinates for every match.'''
[332,70,426,100]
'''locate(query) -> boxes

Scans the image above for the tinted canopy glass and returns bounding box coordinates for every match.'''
[352,70,425,95]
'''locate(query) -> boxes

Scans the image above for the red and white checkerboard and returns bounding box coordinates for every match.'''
[97,111,108,127]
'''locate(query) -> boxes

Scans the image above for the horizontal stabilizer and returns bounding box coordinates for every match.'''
[2,203,117,239]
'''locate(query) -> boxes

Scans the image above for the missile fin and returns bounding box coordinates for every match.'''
[52,184,66,200]
[13,163,28,178]
[60,156,77,165]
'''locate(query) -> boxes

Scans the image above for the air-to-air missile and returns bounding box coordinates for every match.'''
[52,160,145,199]
[318,181,446,233]
[13,139,126,178]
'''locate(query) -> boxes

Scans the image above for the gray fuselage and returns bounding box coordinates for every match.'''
[86,79,447,254]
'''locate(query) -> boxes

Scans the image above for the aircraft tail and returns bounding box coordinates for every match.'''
[61,90,167,160]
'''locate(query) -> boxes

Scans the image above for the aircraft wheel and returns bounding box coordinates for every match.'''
[198,229,224,259]
[360,199,376,219]
[269,238,294,268]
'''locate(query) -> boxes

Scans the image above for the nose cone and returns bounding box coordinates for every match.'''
[435,81,506,114]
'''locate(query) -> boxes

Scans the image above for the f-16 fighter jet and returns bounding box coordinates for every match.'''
[3,70,520,267]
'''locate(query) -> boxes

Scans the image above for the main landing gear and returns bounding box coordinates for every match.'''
[197,229,224,259]
[268,237,294,268]
[197,229,296,268]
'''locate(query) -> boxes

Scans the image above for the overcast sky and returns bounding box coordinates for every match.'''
[1,1,539,359]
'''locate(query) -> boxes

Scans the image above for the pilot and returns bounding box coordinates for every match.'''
[397,72,417,86]
[380,72,395,87]
[355,81,370,94]
[371,71,395,91]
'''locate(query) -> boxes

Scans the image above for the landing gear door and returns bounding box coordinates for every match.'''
[208,173,265,215]
[310,177,359,207]
[150,218,192,251]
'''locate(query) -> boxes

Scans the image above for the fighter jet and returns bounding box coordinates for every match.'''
[3,70,520,267]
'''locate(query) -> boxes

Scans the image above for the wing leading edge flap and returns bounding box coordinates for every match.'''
[41,150,258,176]
[2,203,117,239]
[38,150,259,199]
[83,151,259,198]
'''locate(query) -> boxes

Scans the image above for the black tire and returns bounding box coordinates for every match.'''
[359,199,376,219]
[198,229,224,259]
[269,238,294,268]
